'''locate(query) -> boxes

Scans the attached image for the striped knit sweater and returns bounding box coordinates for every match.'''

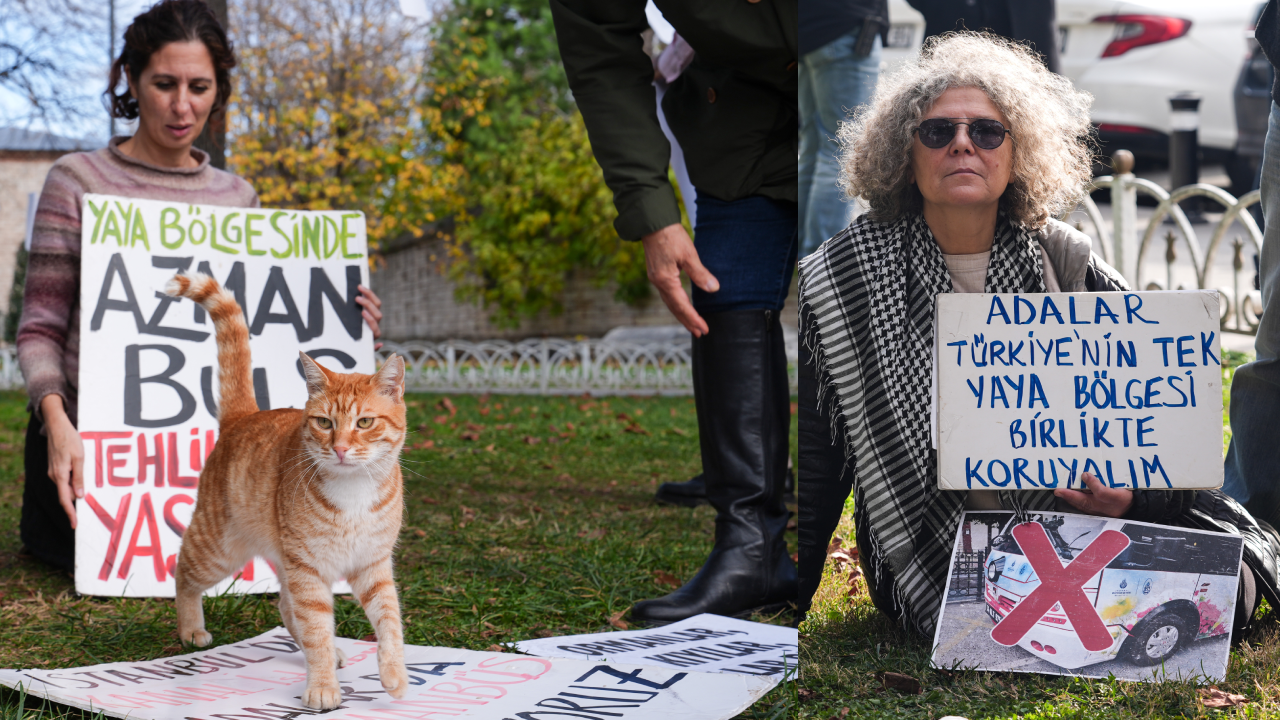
[17,137,258,426]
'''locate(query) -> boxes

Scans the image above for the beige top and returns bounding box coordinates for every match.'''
[948,246,1060,510]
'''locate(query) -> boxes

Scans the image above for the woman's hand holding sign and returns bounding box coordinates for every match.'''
[42,394,85,528]
[356,284,383,350]
[1055,471,1134,518]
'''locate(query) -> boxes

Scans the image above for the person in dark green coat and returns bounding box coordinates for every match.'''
[550,0,798,625]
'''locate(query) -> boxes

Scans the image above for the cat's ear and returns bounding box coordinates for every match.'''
[374,354,405,400]
[299,352,331,398]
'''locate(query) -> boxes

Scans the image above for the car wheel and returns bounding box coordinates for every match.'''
[1122,612,1189,666]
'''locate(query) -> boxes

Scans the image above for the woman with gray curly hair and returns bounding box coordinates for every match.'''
[796,32,1280,641]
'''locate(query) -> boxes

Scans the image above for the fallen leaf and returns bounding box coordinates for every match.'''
[826,709,850,720]
[1199,688,1249,708]
[466,422,484,432]
[361,633,377,642]
[669,427,688,437]
[485,444,496,453]
[548,436,561,444]
[524,436,542,445]
[484,621,498,630]
[433,415,449,425]
[535,628,556,638]
[460,432,481,441]
[414,529,426,538]
[623,423,650,436]
[479,407,490,416]
[790,402,798,416]
[556,473,572,482]
[565,421,576,431]
[438,397,457,417]
[577,527,608,540]
[653,570,681,588]
[421,497,439,505]
[486,644,506,652]
[608,610,629,630]
[616,412,632,422]
[877,672,922,695]
[617,504,631,511]
[669,407,677,417]
[412,440,436,450]
[827,537,843,555]
[797,689,821,702]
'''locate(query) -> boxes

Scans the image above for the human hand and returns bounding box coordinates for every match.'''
[41,395,84,528]
[640,223,719,337]
[1054,471,1133,518]
[357,285,383,351]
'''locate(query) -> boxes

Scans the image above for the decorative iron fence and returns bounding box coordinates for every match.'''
[376,338,701,395]
[1066,150,1264,334]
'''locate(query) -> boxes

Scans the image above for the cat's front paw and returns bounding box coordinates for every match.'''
[380,661,409,699]
[301,682,342,710]
[184,629,212,647]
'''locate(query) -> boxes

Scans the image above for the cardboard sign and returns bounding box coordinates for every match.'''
[931,510,1243,681]
[934,291,1223,491]
[0,628,776,719]
[511,613,796,678]
[75,195,374,597]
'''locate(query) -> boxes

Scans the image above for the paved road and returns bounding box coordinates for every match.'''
[933,599,1230,681]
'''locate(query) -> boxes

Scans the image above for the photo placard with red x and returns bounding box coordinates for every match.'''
[991,522,1131,652]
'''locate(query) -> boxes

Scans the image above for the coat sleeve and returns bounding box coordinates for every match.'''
[548,0,682,241]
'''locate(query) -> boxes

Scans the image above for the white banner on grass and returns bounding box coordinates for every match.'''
[511,613,796,678]
[0,629,775,719]
[75,194,374,597]
[935,291,1223,491]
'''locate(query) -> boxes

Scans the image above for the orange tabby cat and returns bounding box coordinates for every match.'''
[165,272,408,710]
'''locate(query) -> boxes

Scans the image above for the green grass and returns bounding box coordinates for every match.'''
[799,350,1277,720]
[0,391,797,718]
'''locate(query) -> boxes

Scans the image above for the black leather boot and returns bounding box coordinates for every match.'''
[655,474,709,507]
[631,310,797,625]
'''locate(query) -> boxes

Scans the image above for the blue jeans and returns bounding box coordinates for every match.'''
[798,27,881,258]
[1225,101,1280,527]
[691,195,798,314]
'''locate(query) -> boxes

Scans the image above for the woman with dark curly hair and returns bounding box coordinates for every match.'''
[17,0,381,571]
[796,32,1280,641]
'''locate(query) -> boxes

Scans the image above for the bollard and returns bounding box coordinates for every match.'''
[1168,92,1202,222]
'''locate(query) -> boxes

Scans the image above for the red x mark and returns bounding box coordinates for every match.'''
[991,522,1130,652]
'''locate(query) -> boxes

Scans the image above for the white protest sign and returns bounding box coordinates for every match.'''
[0,628,776,719]
[935,291,1223,491]
[931,510,1243,681]
[75,194,374,597]
[510,613,796,678]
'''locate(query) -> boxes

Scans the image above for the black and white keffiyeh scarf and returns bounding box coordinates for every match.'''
[798,211,1057,637]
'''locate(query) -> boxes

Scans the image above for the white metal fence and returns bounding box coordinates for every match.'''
[1068,150,1264,334]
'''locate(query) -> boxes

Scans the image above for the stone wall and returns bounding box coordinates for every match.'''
[369,234,679,341]
[0,151,62,315]
[369,233,800,342]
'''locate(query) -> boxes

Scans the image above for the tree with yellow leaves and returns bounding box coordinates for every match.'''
[228,0,464,251]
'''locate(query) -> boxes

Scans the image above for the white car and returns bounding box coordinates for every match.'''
[882,0,1263,166]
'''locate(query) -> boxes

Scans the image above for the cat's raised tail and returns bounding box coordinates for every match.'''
[165,273,258,429]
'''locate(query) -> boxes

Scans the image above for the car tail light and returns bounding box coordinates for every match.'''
[1044,645,1057,654]
[1097,123,1160,135]
[1095,15,1192,57]
[1031,640,1044,651]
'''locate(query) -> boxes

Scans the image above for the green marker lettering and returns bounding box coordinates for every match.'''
[129,208,150,250]
[268,211,292,259]
[112,202,134,246]
[301,216,322,258]
[160,207,185,249]
[87,200,108,244]
[244,213,266,256]
[339,212,363,259]
[100,208,124,246]
[212,212,241,254]
[322,216,340,259]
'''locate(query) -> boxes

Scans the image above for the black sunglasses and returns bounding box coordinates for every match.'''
[913,118,1011,150]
